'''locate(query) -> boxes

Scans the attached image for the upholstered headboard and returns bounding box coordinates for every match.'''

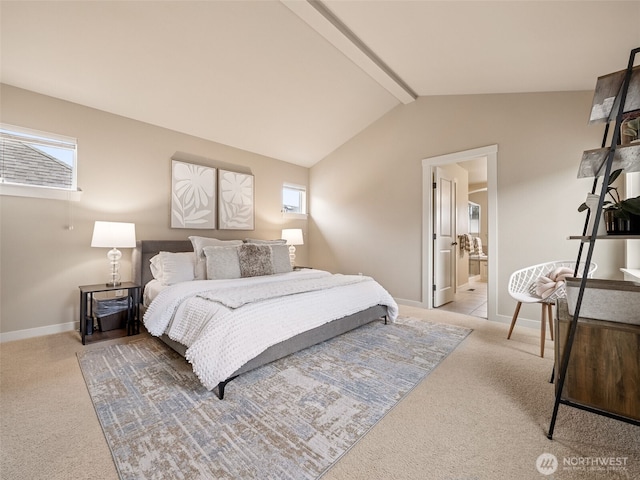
[132,240,193,288]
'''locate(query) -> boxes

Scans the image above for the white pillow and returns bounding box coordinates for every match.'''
[149,251,195,285]
[203,245,241,280]
[189,236,243,280]
[271,244,293,274]
[149,254,163,280]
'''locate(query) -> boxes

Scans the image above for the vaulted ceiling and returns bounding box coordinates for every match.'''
[1,1,639,167]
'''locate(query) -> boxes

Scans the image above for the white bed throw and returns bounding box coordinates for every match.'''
[196,273,369,308]
[143,270,398,390]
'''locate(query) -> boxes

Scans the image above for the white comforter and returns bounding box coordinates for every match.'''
[143,269,398,390]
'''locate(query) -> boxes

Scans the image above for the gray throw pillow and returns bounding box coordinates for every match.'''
[203,245,241,280]
[271,244,293,274]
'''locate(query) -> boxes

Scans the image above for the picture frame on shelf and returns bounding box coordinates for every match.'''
[588,65,640,124]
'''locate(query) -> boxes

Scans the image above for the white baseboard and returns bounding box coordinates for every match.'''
[0,307,542,343]
[394,298,426,308]
[0,321,78,343]
[492,313,539,331]
[395,296,542,331]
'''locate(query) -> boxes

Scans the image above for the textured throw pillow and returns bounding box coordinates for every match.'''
[189,236,243,280]
[271,244,293,274]
[203,245,241,280]
[238,244,274,277]
[149,251,195,285]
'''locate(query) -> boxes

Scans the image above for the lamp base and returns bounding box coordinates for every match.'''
[106,247,123,287]
[289,245,296,267]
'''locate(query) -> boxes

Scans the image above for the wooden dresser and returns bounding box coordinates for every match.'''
[555,299,640,422]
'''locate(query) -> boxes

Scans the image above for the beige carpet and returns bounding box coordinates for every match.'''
[2,305,639,480]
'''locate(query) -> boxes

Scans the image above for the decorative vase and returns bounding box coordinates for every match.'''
[632,213,640,234]
[604,209,640,235]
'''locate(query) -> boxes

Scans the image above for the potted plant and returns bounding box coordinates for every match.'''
[578,169,640,234]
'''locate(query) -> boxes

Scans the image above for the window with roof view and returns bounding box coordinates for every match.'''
[0,124,77,192]
[282,183,307,215]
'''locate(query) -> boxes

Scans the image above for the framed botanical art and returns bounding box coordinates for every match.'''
[218,169,254,230]
[171,160,216,229]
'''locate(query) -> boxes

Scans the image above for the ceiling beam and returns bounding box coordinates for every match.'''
[281,0,417,104]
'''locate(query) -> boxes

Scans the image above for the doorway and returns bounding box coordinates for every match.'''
[421,145,498,320]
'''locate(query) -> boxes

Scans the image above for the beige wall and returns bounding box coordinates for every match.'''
[309,91,625,323]
[0,84,308,337]
[1,85,629,336]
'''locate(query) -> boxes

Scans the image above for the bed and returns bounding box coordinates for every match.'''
[132,239,398,399]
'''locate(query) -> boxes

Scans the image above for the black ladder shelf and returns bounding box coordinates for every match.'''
[547,46,640,440]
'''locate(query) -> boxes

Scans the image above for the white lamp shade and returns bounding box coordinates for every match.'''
[91,221,136,248]
[281,228,304,246]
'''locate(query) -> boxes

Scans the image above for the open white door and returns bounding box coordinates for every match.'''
[433,166,456,307]
[423,145,497,315]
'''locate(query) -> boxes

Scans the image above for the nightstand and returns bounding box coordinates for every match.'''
[78,282,141,345]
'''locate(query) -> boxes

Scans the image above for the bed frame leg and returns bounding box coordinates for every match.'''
[216,381,227,400]
[215,375,238,400]
[384,315,388,325]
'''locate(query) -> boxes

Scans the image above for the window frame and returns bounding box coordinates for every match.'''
[282,183,308,218]
[0,123,82,201]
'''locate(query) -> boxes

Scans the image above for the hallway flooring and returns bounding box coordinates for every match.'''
[437,277,487,319]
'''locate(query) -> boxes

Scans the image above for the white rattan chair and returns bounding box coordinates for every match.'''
[507,260,597,358]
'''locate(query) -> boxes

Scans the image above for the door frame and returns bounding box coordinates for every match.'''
[422,144,498,320]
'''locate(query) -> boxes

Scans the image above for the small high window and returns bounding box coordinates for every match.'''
[282,183,307,215]
[0,123,80,200]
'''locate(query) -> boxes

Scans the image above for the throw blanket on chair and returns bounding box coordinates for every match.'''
[535,267,573,299]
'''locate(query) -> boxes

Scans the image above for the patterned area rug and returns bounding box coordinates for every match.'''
[78,317,471,480]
